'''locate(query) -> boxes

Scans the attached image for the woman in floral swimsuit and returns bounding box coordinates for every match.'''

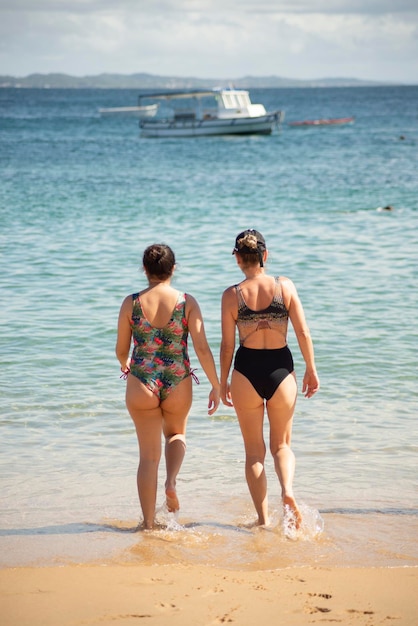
[116,244,220,529]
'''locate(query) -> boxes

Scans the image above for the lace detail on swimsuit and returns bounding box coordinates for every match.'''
[236,277,289,346]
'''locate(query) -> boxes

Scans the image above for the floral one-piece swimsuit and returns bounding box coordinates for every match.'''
[129,291,192,401]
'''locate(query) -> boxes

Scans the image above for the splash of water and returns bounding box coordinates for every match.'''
[282,502,324,541]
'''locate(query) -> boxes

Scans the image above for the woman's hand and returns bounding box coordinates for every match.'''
[302,369,320,398]
[119,364,131,380]
[208,386,221,415]
[221,382,234,407]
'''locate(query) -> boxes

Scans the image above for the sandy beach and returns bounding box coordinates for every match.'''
[2,85,418,626]
[1,563,417,626]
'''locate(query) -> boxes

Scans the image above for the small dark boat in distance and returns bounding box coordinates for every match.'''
[288,116,355,127]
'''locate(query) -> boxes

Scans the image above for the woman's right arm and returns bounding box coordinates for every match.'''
[220,287,237,406]
[115,295,133,375]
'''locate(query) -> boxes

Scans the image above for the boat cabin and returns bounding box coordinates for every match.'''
[215,89,267,119]
[138,88,267,122]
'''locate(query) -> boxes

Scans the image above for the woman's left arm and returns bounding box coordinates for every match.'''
[283,278,320,399]
[186,295,220,415]
[115,295,133,375]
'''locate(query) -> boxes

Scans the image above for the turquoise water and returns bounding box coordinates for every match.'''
[0,86,417,569]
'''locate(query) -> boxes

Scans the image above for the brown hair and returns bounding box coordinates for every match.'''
[143,244,175,280]
[233,229,266,267]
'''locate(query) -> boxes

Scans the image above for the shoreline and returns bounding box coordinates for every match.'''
[2,509,417,571]
[1,563,417,626]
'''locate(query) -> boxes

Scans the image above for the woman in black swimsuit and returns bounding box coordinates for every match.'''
[220,229,319,528]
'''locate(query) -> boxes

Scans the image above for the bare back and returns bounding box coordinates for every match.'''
[138,284,182,328]
[235,275,289,349]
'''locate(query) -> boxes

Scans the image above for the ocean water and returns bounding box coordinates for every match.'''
[0,86,417,569]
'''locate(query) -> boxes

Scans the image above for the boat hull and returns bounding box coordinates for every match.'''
[139,112,281,138]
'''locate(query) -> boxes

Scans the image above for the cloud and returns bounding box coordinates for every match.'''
[0,0,417,82]
[3,0,418,14]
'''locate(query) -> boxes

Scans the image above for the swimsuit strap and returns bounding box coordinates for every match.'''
[272,276,283,304]
[235,284,246,310]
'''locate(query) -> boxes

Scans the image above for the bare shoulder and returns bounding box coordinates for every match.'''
[279,275,297,293]
[118,293,134,320]
[278,276,299,310]
[121,293,134,309]
[222,284,237,301]
[184,292,200,317]
[185,292,198,306]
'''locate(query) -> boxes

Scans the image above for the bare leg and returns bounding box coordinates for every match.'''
[161,377,192,514]
[231,370,269,526]
[164,434,186,511]
[274,445,302,528]
[267,373,302,528]
[244,449,268,525]
[126,376,163,529]
[136,449,160,528]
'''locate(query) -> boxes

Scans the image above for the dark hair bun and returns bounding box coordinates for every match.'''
[143,244,175,279]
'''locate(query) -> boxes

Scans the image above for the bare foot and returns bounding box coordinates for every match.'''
[283,495,302,530]
[165,488,179,513]
[136,520,167,531]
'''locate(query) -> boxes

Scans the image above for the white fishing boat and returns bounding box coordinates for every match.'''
[98,104,158,117]
[138,88,283,137]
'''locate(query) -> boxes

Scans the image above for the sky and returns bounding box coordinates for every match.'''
[1,1,417,83]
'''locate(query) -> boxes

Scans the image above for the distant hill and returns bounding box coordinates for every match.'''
[0,72,389,89]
